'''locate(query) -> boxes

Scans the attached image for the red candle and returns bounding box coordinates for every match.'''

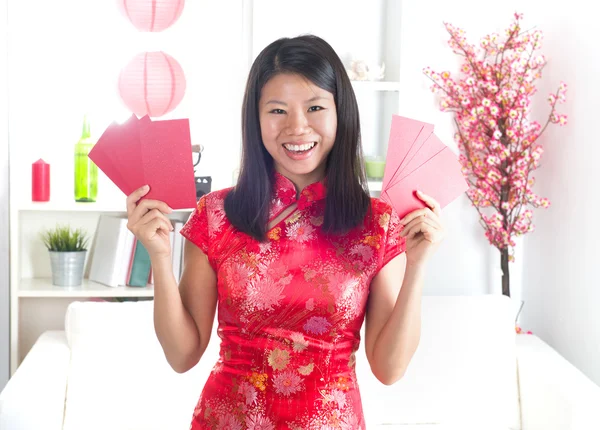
[32,159,50,201]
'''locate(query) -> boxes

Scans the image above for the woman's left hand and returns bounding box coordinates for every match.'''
[398,190,446,268]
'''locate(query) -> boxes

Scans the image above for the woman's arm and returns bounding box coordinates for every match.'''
[364,253,423,385]
[153,240,218,373]
[126,186,218,374]
[365,190,444,385]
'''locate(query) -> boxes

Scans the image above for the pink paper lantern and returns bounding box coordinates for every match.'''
[118,51,187,118]
[117,0,185,32]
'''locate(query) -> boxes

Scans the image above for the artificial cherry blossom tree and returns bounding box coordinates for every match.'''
[424,13,568,297]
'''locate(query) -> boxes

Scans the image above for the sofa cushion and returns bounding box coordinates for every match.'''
[62,300,220,430]
[62,295,521,430]
[356,294,522,429]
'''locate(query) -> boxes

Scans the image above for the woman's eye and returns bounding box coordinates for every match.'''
[270,109,285,114]
[308,106,324,112]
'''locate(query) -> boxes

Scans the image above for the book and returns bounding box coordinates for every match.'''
[89,215,134,287]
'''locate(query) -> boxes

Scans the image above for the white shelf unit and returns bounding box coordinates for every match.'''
[18,278,154,298]
[10,202,193,374]
[8,0,402,375]
[18,200,193,213]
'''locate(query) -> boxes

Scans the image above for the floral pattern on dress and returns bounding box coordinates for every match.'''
[180,173,406,429]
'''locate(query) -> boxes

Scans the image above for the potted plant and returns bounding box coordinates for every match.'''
[40,224,90,287]
[424,12,568,297]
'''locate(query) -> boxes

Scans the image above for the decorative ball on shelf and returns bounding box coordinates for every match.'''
[118,51,187,118]
[116,0,186,32]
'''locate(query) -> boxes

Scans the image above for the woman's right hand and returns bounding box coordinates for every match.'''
[126,185,174,261]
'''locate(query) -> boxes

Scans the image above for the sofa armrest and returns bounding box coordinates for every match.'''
[0,331,70,430]
[517,334,600,430]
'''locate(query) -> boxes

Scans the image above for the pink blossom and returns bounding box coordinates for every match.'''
[425,14,567,258]
[217,415,242,430]
[273,370,303,397]
[350,244,374,262]
[246,278,285,312]
[238,381,257,406]
[291,332,309,352]
[208,210,226,239]
[328,272,360,302]
[227,263,251,288]
[330,389,347,409]
[303,316,332,335]
[340,412,360,430]
[245,413,275,430]
[423,12,568,287]
[258,260,289,283]
[268,348,290,371]
[286,221,315,243]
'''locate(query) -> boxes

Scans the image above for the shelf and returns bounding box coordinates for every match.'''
[351,81,400,92]
[368,180,382,192]
[18,200,193,213]
[18,278,154,298]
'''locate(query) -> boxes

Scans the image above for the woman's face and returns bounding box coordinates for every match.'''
[258,73,337,188]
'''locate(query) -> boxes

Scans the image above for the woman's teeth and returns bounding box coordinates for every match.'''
[284,142,316,152]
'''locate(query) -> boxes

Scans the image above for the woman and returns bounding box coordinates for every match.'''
[126,35,445,429]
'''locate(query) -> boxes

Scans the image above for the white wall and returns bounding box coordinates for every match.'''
[0,0,9,392]
[7,0,245,208]
[515,3,600,387]
[398,0,600,385]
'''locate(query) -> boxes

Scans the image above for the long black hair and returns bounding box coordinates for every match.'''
[224,34,370,242]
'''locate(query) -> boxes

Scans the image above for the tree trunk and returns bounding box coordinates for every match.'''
[501,247,510,297]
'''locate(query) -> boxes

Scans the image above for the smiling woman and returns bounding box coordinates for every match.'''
[259,73,337,189]
[129,33,442,430]
[226,35,371,242]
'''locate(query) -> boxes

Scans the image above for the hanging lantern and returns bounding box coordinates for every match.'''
[117,0,186,32]
[118,51,187,118]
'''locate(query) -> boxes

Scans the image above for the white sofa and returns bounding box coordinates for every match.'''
[1,295,599,430]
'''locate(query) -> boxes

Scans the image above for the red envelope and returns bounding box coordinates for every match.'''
[388,133,446,188]
[382,116,433,191]
[87,124,134,195]
[395,122,435,179]
[91,114,146,196]
[381,115,468,219]
[138,117,197,209]
[89,115,197,209]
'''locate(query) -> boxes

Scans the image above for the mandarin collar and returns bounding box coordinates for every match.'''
[273,172,327,210]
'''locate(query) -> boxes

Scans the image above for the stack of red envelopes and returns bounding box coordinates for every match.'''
[89,114,198,209]
[380,115,469,218]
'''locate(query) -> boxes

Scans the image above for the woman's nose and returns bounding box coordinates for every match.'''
[285,111,310,135]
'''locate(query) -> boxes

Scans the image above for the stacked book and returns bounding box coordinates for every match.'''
[88,215,185,288]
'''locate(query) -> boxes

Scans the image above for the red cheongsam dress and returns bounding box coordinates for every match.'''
[180,172,405,430]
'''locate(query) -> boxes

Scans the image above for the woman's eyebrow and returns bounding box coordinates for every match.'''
[305,96,328,103]
[265,99,287,106]
[265,96,328,106]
